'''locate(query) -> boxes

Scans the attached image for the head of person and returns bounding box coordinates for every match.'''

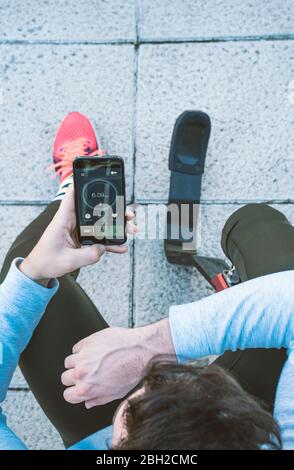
[112,360,281,450]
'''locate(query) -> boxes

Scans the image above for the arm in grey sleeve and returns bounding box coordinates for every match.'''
[0,258,58,449]
[169,270,294,362]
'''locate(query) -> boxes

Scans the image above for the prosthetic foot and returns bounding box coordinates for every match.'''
[164,111,239,291]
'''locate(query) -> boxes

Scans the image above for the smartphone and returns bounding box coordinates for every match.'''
[73,155,127,245]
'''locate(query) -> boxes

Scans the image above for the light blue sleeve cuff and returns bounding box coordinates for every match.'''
[69,425,112,450]
[1,257,59,321]
[169,301,211,363]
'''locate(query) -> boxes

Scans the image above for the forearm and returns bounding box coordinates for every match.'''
[62,269,294,408]
[140,318,176,360]
[168,270,294,362]
[122,319,176,381]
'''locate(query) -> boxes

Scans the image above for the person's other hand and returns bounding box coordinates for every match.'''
[61,319,175,408]
[20,186,136,283]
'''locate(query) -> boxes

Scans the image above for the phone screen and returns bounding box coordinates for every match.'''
[73,156,126,245]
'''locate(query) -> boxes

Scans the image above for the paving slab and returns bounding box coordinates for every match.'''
[133,203,215,326]
[76,244,132,328]
[133,203,294,326]
[133,240,212,326]
[138,0,294,40]
[0,0,135,41]
[2,390,64,449]
[135,41,294,202]
[0,44,134,201]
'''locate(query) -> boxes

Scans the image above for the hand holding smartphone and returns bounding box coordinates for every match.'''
[73,155,127,245]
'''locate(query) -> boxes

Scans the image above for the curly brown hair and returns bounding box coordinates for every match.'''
[115,360,281,450]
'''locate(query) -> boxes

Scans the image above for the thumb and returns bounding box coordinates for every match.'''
[73,244,106,268]
[57,185,75,220]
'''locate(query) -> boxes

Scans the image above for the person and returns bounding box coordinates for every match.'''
[0,112,293,450]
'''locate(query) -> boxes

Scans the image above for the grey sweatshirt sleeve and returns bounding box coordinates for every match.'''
[169,270,294,361]
[0,258,58,449]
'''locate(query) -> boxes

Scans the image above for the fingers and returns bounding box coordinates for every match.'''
[62,365,93,404]
[55,185,77,230]
[125,209,135,221]
[62,367,96,404]
[63,385,108,406]
[125,209,138,236]
[61,368,75,387]
[126,220,138,235]
[102,219,138,253]
[63,383,98,404]
[64,353,78,369]
[72,339,85,354]
[57,185,75,219]
[57,192,136,230]
[63,386,82,404]
[76,244,106,267]
[106,245,128,254]
[85,398,101,409]
[71,330,96,354]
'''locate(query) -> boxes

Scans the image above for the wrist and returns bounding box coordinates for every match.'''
[19,257,50,287]
[137,318,176,366]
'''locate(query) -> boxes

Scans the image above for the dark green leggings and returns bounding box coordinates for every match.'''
[0,202,291,447]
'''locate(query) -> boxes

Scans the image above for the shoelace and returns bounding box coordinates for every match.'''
[48,137,106,180]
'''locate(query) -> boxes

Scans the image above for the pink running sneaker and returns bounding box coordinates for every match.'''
[50,112,105,183]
